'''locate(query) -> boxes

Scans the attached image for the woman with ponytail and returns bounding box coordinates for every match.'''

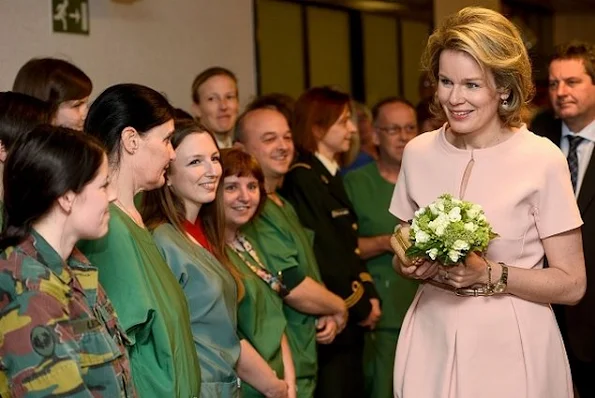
[0,125,136,397]
[79,84,201,398]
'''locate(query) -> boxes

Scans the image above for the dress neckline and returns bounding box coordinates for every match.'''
[437,124,527,157]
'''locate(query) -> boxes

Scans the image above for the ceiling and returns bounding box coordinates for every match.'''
[298,0,595,20]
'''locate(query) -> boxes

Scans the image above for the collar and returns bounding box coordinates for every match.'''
[315,152,340,176]
[562,119,595,142]
[214,133,233,149]
[30,229,73,284]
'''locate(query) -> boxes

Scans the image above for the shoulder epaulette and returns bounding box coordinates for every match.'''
[289,162,312,171]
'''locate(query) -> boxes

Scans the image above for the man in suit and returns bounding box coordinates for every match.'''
[531,41,595,398]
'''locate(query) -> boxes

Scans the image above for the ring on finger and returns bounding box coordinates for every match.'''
[443,270,450,280]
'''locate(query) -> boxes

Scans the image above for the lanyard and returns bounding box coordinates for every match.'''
[228,233,289,298]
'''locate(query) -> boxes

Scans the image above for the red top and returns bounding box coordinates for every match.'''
[183,218,213,253]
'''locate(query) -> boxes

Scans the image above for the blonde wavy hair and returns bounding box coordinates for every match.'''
[422,6,535,128]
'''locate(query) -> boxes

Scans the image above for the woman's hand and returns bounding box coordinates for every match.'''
[438,251,494,288]
[264,379,289,398]
[390,224,440,280]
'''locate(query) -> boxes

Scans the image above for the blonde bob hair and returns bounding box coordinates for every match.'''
[422,6,534,128]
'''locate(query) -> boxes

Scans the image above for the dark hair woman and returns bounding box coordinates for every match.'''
[0,125,136,396]
[78,83,201,398]
[13,58,92,130]
[0,92,52,224]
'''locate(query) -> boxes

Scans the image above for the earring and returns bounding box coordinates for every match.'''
[501,99,509,108]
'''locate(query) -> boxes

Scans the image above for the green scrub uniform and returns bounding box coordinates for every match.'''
[243,197,321,398]
[79,205,201,398]
[153,223,241,398]
[344,163,419,398]
[227,241,287,397]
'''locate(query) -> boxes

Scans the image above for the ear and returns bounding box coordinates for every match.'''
[57,191,76,214]
[372,128,380,146]
[0,141,7,163]
[500,90,511,101]
[121,127,140,155]
[191,102,202,119]
[232,141,246,151]
[312,124,326,142]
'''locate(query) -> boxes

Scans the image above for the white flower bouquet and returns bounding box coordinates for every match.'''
[404,194,498,266]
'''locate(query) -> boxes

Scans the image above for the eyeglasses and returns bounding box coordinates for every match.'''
[375,124,418,136]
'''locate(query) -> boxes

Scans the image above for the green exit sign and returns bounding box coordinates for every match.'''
[52,0,89,35]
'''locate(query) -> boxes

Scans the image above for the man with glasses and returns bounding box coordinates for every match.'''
[344,97,420,398]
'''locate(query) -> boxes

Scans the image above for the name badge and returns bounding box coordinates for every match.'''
[331,208,350,218]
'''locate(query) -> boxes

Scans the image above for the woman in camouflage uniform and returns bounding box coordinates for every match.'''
[0,125,136,397]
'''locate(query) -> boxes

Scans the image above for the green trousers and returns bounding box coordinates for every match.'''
[363,329,400,398]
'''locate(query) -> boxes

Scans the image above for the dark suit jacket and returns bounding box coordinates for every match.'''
[531,109,595,362]
[280,151,379,345]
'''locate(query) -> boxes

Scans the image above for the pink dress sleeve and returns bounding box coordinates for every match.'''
[534,146,583,238]
[389,145,418,222]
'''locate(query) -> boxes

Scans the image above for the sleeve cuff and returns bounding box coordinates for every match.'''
[281,266,306,291]
[344,281,372,321]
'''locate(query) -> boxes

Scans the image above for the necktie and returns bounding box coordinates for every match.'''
[567,135,584,192]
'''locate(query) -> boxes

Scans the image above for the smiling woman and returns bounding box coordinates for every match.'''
[389,7,585,398]
[191,67,240,149]
[12,58,92,131]
[142,119,288,398]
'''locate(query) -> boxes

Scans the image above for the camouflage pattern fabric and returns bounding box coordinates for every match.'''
[0,233,136,397]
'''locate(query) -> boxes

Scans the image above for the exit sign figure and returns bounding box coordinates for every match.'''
[52,0,89,35]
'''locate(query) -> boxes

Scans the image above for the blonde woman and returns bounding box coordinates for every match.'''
[391,7,585,398]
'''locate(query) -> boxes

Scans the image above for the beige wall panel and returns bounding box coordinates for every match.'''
[362,14,399,107]
[554,14,595,46]
[307,7,351,92]
[257,0,305,99]
[401,20,430,105]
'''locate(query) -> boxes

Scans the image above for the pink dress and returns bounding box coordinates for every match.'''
[390,126,581,398]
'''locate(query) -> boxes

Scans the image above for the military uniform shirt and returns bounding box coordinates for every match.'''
[0,231,136,397]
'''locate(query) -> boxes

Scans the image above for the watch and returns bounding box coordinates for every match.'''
[493,262,508,293]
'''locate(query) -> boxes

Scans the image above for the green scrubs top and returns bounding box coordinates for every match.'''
[242,196,322,398]
[153,223,241,398]
[227,241,287,398]
[344,162,419,398]
[79,205,201,398]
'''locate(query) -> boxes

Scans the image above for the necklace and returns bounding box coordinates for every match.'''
[114,199,145,227]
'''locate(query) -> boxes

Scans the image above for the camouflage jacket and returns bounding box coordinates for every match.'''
[0,232,136,397]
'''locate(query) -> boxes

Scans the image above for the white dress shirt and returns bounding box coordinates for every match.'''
[561,120,595,196]
[215,133,233,149]
[315,152,340,176]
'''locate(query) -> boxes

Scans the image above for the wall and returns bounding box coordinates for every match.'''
[362,13,399,107]
[256,0,305,98]
[434,0,500,26]
[553,13,595,46]
[0,0,256,112]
